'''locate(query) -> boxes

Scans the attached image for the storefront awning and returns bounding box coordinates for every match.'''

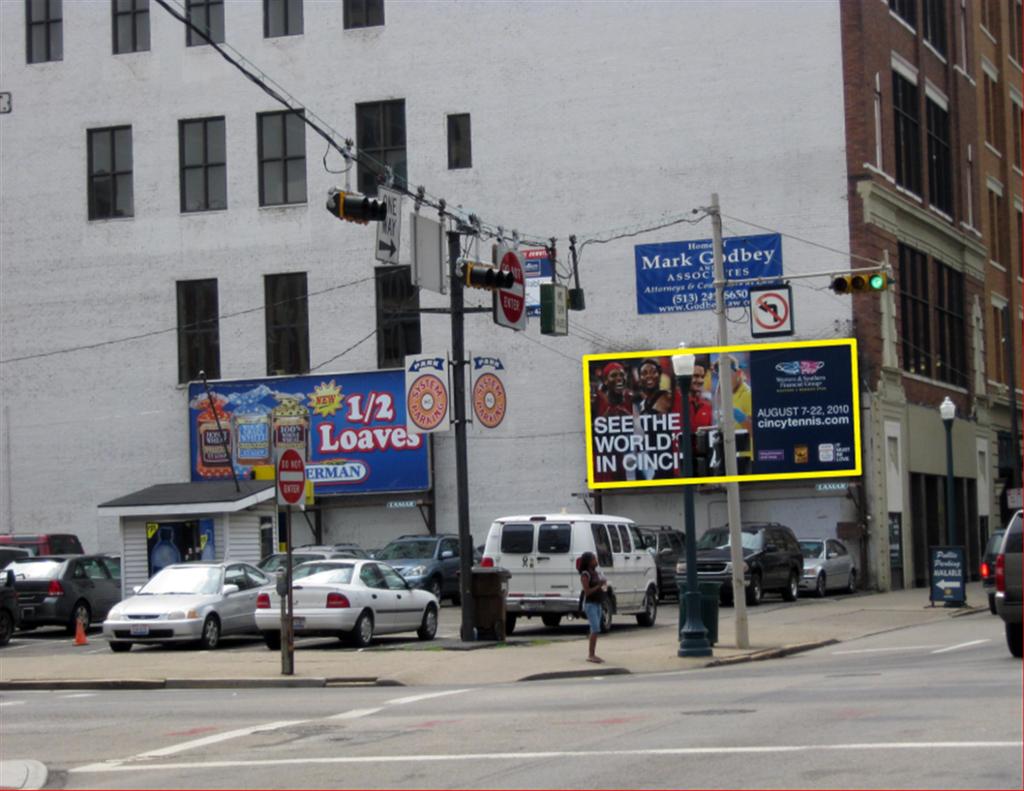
[98,481,276,518]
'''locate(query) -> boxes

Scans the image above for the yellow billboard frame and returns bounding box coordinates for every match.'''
[582,337,861,489]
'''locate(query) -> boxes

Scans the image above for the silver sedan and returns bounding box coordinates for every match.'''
[102,562,269,652]
[798,538,858,597]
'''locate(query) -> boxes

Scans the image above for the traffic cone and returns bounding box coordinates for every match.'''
[73,618,89,646]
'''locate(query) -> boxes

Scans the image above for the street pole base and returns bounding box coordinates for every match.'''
[678,629,713,658]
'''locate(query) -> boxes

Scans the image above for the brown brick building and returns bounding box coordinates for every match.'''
[840,0,1021,591]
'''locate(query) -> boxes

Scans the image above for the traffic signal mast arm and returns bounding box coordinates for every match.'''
[712,264,893,294]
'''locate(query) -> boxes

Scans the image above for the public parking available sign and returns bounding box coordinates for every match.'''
[276,448,306,506]
[495,246,527,331]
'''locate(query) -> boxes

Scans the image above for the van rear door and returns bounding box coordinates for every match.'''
[535,522,573,598]
[496,522,536,595]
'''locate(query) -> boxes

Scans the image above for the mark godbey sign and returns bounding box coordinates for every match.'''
[582,339,861,489]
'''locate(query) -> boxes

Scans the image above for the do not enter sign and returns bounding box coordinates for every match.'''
[495,247,526,331]
[276,448,306,506]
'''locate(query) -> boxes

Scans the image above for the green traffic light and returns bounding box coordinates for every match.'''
[868,273,886,291]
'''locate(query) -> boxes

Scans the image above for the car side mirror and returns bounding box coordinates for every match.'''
[222,584,240,596]
[440,550,454,559]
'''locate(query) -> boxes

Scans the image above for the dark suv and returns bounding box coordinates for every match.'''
[0,569,18,646]
[995,510,1022,658]
[683,522,803,605]
[375,534,464,603]
[636,526,685,600]
[981,528,1007,614]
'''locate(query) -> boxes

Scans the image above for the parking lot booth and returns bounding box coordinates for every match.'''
[471,567,511,640]
[98,481,277,598]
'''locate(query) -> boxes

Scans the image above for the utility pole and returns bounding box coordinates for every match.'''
[710,193,750,649]
[448,227,476,642]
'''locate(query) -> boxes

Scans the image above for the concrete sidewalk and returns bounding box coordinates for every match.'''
[0,583,989,689]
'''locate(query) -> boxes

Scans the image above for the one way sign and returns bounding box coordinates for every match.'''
[375,187,403,265]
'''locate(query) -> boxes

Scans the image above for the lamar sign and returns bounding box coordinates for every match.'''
[583,338,861,489]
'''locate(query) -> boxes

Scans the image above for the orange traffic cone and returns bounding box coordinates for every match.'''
[73,618,89,646]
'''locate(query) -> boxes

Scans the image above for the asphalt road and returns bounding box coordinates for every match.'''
[2,612,1020,789]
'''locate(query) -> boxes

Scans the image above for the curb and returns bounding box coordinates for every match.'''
[704,639,839,667]
[517,667,631,682]
[0,677,395,691]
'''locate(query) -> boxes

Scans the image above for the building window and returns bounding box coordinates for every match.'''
[257,110,307,206]
[926,99,953,214]
[988,188,1005,264]
[1012,102,1022,170]
[344,0,384,29]
[356,99,406,195]
[180,117,227,213]
[934,262,966,387]
[177,279,220,383]
[186,0,224,46]
[980,0,999,34]
[889,0,916,27]
[375,266,420,369]
[1011,0,1023,63]
[265,273,309,376]
[893,72,922,194]
[984,73,1000,148]
[27,0,62,63]
[112,0,149,54]
[922,0,947,55]
[991,303,1007,382]
[87,126,133,220]
[899,243,932,378]
[447,113,472,169]
[264,0,302,37]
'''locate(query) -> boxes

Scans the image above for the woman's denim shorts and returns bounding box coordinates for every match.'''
[583,601,602,634]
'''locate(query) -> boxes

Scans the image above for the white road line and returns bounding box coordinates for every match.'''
[70,741,1023,773]
[60,693,97,699]
[931,639,991,654]
[831,645,942,655]
[132,719,309,759]
[327,707,383,720]
[385,688,470,706]
[0,700,26,707]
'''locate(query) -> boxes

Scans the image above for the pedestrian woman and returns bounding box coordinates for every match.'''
[579,551,608,663]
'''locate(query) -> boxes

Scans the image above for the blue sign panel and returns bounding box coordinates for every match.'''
[523,247,554,317]
[747,344,857,475]
[634,233,782,314]
[187,371,430,495]
[929,546,967,605]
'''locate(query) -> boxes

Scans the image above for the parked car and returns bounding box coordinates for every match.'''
[981,528,1007,615]
[636,526,685,600]
[679,522,804,606]
[295,543,369,558]
[0,534,84,556]
[994,510,1022,658]
[257,550,353,574]
[255,559,438,648]
[8,555,121,633]
[481,514,659,634]
[0,569,19,647]
[101,561,269,652]
[0,547,32,568]
[798,538,858,597]
[375,534,465,603]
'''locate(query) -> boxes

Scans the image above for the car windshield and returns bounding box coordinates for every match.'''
[299,568,355,586]
[294,562,354,580]
[259,553,321,573]
[139,566,222,595]
[696,528,762,551]
[8,560,62,579]
[377,541,435,560]
[799,541,824,558]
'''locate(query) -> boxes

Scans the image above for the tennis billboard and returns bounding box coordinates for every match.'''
[583,339,861,489]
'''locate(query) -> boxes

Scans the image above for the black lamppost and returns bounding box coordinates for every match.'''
[672,351,712,657]
[940,397,957,546]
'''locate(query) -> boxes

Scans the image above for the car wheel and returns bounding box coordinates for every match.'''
[1005,622,1023,659]
[782,571,799,602]
[67,601,91,635]
[636,589,657,627]
[109,641,132,653]
[599,598,612,633]
[988,592,997,615]
[417,605,438,640]
[504,614,517,635]
[350,611,374,648]
[846,569,857,595]
[427,577,442,601]
[541,614,562,628]
[262,632,281,651]
[199,615,221,650]
[0,609,13,646]
[814,573,827,598]
[746,573,763,606]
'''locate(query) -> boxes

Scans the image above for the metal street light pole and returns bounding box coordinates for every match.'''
[672,351,712,657]
[940,397,956,546]
[709,194,750,648]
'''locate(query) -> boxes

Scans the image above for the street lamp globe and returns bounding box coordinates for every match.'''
[939,397,955,423]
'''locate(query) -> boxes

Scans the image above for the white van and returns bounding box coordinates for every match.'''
[480,513,658,633]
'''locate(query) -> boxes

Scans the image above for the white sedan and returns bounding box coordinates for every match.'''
[255,560,439,649]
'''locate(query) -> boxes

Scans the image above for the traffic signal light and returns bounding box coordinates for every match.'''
[463,262,515,290]
[325,190,387,224]
[830,271,889,294]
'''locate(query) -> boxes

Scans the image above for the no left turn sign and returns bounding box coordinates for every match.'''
[749,284,794,338]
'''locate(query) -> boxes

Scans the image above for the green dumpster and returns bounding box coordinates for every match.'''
[676,579,720,646]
